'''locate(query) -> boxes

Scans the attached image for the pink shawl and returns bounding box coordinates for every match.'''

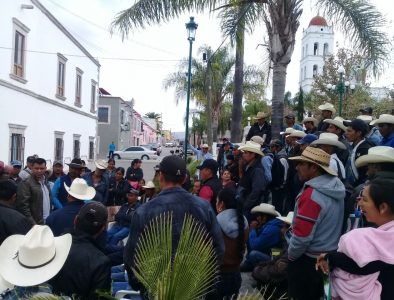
[331,220,394,300]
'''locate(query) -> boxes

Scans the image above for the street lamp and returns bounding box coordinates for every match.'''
[326,65,355,116]
[184,17,198,162]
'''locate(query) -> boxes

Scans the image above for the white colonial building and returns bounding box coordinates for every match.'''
[0,0,100,166]
[299,16,334,92]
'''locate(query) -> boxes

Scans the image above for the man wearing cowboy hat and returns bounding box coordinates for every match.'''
[287,146,345,300]
[357,115,382,146]
[187,142,213,165]
[45,178,96,236]
[246,112,272,145]
[240,203,283,271]
[238,141,267,221]
[324,116,351,164]
[317,102,336,133]
[303,117,318,134]
[140,180,157,203]
[83,159,110,204]
[371,114,394,147]
[51,158,84,209]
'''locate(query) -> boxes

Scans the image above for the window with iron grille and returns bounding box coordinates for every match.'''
[13,31,25,77]
[10,133,25,162]
[98,106,110,123]
[75,68,83,106]
[55,137,64,161]
[89,140,94,160]
[56,54,67,98]
[73,139,80,159]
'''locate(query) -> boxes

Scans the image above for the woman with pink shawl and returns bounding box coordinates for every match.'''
[316,178,394,300]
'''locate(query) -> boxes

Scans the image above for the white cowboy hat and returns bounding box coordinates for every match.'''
[280,128,295,135]
[250,135,265,146]
[276,211,294,225]
[289,146,337,176]
[288,130,306,139]
[251,203,280,217]
[142,180,155,189]
[370,114,394,126]
[310,132,346,150]
[95,159,108,170]
[64,178,96,200]
[0,225,71,287]
[323,116,347,132]
[238,141,264,156]
[253,112,268,119]
[355,146,394,168]
[356,115,373,124]
[318,103,336,114]
[0,274,13,294]
[302,117,318,127]
[201,143,209,148]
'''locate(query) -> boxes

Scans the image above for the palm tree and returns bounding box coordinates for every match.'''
[111,0,390,138]
[144,112,160,119]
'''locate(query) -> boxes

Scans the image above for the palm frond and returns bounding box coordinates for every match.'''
[316,0,391,77]
[132,212,217,300]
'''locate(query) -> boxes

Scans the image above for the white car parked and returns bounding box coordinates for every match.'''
[113,146,158,160]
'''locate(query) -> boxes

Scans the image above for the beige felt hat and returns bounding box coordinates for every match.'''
[323,116,347,132]
[280,128,295,135]
[356,115,373,124]
[310,133,346,150]
[277,211,294,225]
[289,146,337,176]
[302,117,318,127]
[64,178,96,200]
[250,135,265,146]
[318,103,336,114]
[0,225,72,287]
[251,203,280,217]
[95,159,108,170]
[370,114,394,126]
[142,180,156,189]
[355,146,394,168]
[201,143,209,148]
[288,130,306,138]
[238,141,264,156]
[253,112,268,119]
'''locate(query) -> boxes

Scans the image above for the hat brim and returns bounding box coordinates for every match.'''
[66,163,83,169]
[238,145,264,156]
[276,216,292,225]
[0,234,72,287]
[0,274,13,294]
[64,182,96,200]
[355,154,394,168]
[310,139,346,150]
[370,118,394,126]
[95,162,107,170]
[289,156,337,176]
[142,185,155,189]
[323,119,347,131]
[251,207,280,217]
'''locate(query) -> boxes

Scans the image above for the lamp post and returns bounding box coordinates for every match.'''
[184,17,198,162]
[327,65,355,116]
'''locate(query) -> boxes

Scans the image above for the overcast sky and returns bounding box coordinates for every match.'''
[40,0,393,132]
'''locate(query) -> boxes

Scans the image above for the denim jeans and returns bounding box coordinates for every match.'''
[107,225,129,246]
[242,250,272,271]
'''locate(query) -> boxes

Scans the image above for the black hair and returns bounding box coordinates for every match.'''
[367,178,394,213]
[0,180,17,200]
[115,167,125,175]
[107,158,115,164]
[218,188,245,260]
[132,159,141,166]
[161,173,185,185]
[32,157,46,166]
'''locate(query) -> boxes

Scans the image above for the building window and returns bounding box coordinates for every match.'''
[75,68,83,106]
[305,44,308,56]
[120,110,125,124]
[304,66,307,79]
[10,18,30,83]
[323,43,329,56]
[313,65,318,77]
[89,137,95,160]
[91,80,97,113]
[54,131,64,162]
[9,123,26,162]
[313,43,319,55]
[302,46,304,59]
[73,135,81,159]
[56,54,67,99]
[98,106,110,123]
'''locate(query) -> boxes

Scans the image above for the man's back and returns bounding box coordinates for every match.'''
[0,203,31,244]
[45,201,85,236]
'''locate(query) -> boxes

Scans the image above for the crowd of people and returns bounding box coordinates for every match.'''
[0,103,393,300]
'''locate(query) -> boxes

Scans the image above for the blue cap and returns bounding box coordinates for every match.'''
[296,134,318,145]
[10,160,22,167]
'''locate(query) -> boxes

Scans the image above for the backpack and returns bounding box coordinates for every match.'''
[270,154,286,189]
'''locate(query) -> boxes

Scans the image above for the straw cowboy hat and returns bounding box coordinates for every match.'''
[0,225,72,287]
[302,117,318,127]
[323,116,347,131]
[310,132,346,150]
[277,211,294,225]
[288,130,306,139]
[370,114,394,126]
[95,159,108,170]
[250,135,265,146]
[251,203,280,217]
[253,112,268,120]
[355,146,394,168]
[142,181,156,189]
[280,128,295,135]
[357,115,373,124]
[64,178,96,200]
[318,102,336,114]
[289,146,337,176]
[238,141,264,156]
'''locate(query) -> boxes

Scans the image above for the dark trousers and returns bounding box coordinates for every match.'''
[108,150,114,158]
[272,188,286,215]
[287,255,323,300]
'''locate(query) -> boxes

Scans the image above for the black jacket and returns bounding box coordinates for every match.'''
[50,230,111,299]
[125,167,143,182]
[0,202,32,244]
[246,122,272,145]
[239,159,267,210]
[115,201,141,227]
[200,176,222,214]
[107,178,130,206]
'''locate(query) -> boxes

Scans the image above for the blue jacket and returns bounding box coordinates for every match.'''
[51,174,74,209]
[380,132,394,148]
[248,218,283,255]
[83,172,109,204]
[45,200,85,236]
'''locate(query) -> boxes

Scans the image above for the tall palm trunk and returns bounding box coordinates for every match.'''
[212,110,220,143]
[271,62,287,138]
[230,18,245,143]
